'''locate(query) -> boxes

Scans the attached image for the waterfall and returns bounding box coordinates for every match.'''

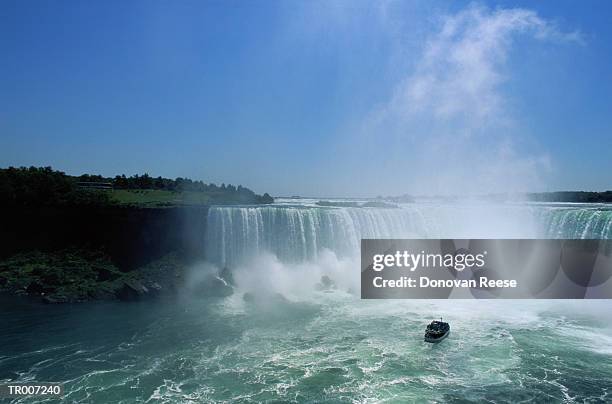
[205,205,430,266]
[205,203,612,267]
[537,207,612,239]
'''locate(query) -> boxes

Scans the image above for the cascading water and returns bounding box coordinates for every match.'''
[204,205,430,266]
[538,206,612,239]
[205,200,612,267]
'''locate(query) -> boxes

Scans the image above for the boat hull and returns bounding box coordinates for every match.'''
[424,330,450,343]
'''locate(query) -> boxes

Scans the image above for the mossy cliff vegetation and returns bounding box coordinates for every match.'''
[0,204,198,303]
[0,248,238,303]
[0,250,186,303]
[0,166,273,303]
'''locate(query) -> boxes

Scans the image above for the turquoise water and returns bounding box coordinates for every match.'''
[2,295,611,402]
[2,201,612,402]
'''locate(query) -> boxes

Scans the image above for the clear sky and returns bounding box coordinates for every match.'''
[2,1,611,197]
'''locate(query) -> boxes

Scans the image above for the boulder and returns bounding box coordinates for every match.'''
[95,267,121,282]
[149,281,162,292]
[193,275,233,298]
[42,295,68,304]
[116,279,149,301]
[219,267,235,286]
[26,281,45,295]
[315,275,337,291]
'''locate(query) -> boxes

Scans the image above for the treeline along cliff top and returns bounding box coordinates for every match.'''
[0,166,274,207]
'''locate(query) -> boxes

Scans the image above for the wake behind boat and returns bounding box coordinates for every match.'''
[424,318,450,343]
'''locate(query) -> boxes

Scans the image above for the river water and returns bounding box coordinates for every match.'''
[1,200,612,402]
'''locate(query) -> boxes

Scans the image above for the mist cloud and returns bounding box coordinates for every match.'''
[361,4,581,196]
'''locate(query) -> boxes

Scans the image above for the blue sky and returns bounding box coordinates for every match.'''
[1,1,611,197]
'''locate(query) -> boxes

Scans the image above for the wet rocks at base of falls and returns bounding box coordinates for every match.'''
[116,279,163,301]
[219,267,235,287]
[0,250,189,304]
[114,253,185,302]
[315,275,337,292]
[192,267,235,298]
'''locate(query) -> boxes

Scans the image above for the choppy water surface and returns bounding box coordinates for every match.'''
[1,296,611,403]
[2,201,612,402]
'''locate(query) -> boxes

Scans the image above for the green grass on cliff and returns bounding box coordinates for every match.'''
[110,189,213,207]
[110,189,273,207]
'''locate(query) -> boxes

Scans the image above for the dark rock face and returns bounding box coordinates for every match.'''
[42,295,68,304]
[26,282,45,295]
[116,280,144,301]
[116,280,155,301]
[211,277,233,297]
[115,279,166,301]
[219,267,235,286]
[0,206,211,304]
[0,249,188,304]
[0,206,205,304]
[193,275,233,298]
[189,266,236,298]
[0,206,208,271]
[149,282,163,294]
[96,267,121,282]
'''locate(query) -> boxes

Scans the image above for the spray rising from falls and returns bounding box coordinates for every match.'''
[204,203,612,267]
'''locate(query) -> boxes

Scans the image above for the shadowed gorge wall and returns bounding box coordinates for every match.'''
[0,206,208,270]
